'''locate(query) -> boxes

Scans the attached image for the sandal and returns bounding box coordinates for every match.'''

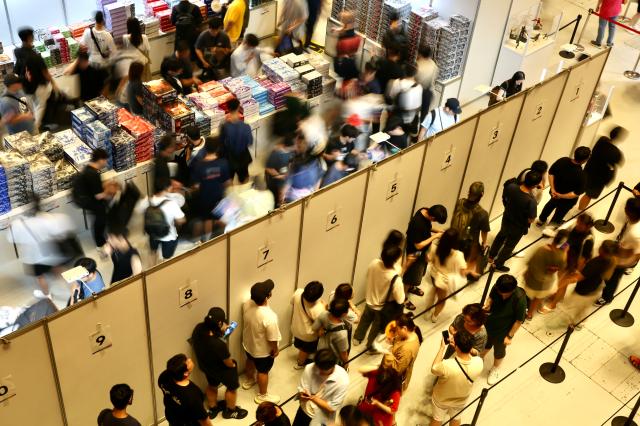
[408,286,424,296]
[630,355,640,370]
[537,305,555,314]
[404,300,417,311]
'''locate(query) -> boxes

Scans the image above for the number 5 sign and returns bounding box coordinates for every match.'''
[89,324,113,354]
[386,179,399,200]
[0,375,16,403]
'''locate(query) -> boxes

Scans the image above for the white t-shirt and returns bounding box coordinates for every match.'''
[242,300,282,357]
[364,259,405,310]
[291,288,326,342]
[81,27,117,68]
[387,78,423,124]
[421,107,458,137]
[432,355,483,407]
[620,221,640,266]
[416,57,438,90]
[428,242,467,291]
[230,44,261,77]
[137,194,185,241]
[122,34,151,56]
[9,212,75,265]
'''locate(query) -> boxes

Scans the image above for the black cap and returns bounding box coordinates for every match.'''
[205,307,226,324]
[4,74,22,87]
[251,279,275,303]
[445,98,462,114]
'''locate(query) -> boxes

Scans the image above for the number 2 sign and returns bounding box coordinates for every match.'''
[89,324,112,354]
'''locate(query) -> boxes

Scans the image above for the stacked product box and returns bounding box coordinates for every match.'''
[322,76,337,95]
[0,165,11,214]
[120,116,156,163]
[421,18,447,55]
[4,131,39,157]
[365,0,384,41]
[36,132,65,163]
[97,0,118,14]
[194,110,212,137]
[68,38,80,60]
[146,0,169,15]
[55,159,78,192]
[283,53,308,68]
[143,79,178,122]
[28,154,57,200]
[264,81,291,110]
[56,129,94,169]
[105,1,132,41]
[157,9,175,32]
[294,64,314,78]
[308,54,330,77]
[71,107,97,141]
[160,101,196,133]
[377,0,412,44]
[110,130,136,171]
[407,6,438,62]
[85,121,114,169]
[0,54,15,82]
[85,97,119,130]
[241,98,259,121]
[117,106,135,123]
[0,151,30,208]
[435,14,471,81]
[53,33,70,64]
[153,127,166,156]
[204,108,225,131]
[187,91,219,111]
[69,22,92,40]
[141,16,160,37]
[303,71,323,98]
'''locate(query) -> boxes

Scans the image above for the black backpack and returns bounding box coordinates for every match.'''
[175,3,196,38]
[144,200,170,239]
[71,173,92,209]
[501,176,519,205]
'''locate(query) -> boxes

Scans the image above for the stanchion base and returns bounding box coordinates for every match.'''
[559,50,576,59]
[595,219,615,234]
[574,43,585,52]
[612,415,638,426]
[539,362,566,383]
[610,309,635,327]
[624,71,640,80]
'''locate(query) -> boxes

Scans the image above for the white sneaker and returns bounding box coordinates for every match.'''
[353,339,363,346]
[241,377,256,390]
[487,367,500,385]
[431,311,439,323]
[254,393,280,404]
[33,290,51,299]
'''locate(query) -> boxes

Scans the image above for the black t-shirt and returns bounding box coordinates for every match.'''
[499,80,522,98]
[191,322,232,377]
[97,409,142,426]
[153,156,171,190]
[575,256,612,295]
[190,157,231,210]
[376,59,403,94]
[13,46,44,78]
[76,164,103,210]
[172,1,203,40]
[22,53,49,94]
[76,65,108,101]
[110,247,140,284]
[502,183,537,233]
[158,371,208,426]
[463,200,490,242]
[406,209,433,256]
[584,137,622,184]
[549,157,585,195]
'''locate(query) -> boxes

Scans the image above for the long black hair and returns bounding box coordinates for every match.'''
[508,71,526,93]
[127,17,143,48]
[436,228,459,266]
[369,366,402,402]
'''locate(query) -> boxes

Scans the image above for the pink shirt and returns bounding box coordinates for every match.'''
[600,0,623,18]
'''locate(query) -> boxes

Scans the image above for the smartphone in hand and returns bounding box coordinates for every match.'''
[442,330,449,343]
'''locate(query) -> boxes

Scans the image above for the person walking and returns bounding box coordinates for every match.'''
[419,98,462,139]
[489,171,541,272]
[482,274,527,385]
[292,349,349,426]
[104,229,142,284]
[291,281,326,369]
[221,98,253,183]
[536,146,591,228]
[0,74,35,134]
[80,11,117,70]
[356,366,403,426]
[242,280,282,404]
[416,45,438,127]
[386,64,423,135]
[224,0,247,45]
[578,126,626,210]
[97,384,141,426]
[191,307,248,420]
[591,0,627,47]
[382,313,422,391]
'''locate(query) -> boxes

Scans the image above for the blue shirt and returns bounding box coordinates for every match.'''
[321,165,348,188]
[191,157,231,207]
[0,91,35,134]
[288,159,323,189]
[221,120,253,157]
[78,271,106,297]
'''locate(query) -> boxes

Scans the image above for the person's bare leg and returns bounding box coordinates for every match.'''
[297,350,309,367]
[244,359,256,382]
[225,389,238,410]
[494,357,504,368]
[451,418,462,426]
[430,419,442,426]
[434,288,448,317]
[257,372,269,395]
[528,298,540,319]
[205,385,219,408]
[36,275,49,295]
[203,219,213,241]
[578,194,591,211]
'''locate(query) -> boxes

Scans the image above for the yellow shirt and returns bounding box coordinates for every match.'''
[224,0,246,42]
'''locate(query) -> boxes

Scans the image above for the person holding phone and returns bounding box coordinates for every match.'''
[191,307,248,420]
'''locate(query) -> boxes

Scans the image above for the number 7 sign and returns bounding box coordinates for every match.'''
[257,244,274,268]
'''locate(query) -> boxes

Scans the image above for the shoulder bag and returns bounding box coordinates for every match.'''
[380,275,403,328]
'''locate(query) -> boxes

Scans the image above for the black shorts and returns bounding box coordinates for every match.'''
[205,367,240,390]
[30,263,54,277]
[245,352,274,373]
[403,256,427,287]
[485,333,507,359]
[584,174,608,199]
[294,338,318,354]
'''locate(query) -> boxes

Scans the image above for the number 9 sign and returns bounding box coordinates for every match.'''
[89,324,113,354]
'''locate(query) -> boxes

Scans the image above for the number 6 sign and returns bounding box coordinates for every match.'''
[326,209,340,231]
[89,324,112,354]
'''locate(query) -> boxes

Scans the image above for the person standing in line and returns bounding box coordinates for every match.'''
[356,366,403,426]
[522,230,568,320]
[403,205,448,311]
[416,45,438,124]
[291,281,327,369]
[419,98,462,140]
[578,126,626,210]
[256,401,292,426]
[104,229,142,284]
[386,64,423,135]
[313,298,351,367]
[329,283,361,328]
[489,171,541,272]
[495,71,526,102]
[430,331,483,426]
[382,314,422,391]
[224,0,247,46]
[375,47,403,95]
[0,74,35,134]
[242,280,282,404]
[97,383,141,426]
[451,182,490,280]
[191,307,249,420]
[591,0,627,47]
[221,98,253,184]
[512,160,548,205]
[482,274,527,385]
[81,12,117,70]
[353,245,406,354]
[293,349,350,426]
[536,146,591,229]
[172,0,203,58]
[158,354,213,426]
[595,198,640,306]
[445,303,488,359]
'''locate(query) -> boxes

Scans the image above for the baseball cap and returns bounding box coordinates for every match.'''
[251,279,275,303]
[4,74,22,87]
[468,181,484,200]
[445,98,462,114]
[205,307,226,324]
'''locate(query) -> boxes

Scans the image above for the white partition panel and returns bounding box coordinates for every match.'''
[228,204,303,368]
[490,72,569,219]
[541,50,610,164]
[415,117,478,220]
[47,279,154,426]
[297,172,368,294]
[0,325,64,426]
[351,145,426,303]
[145,238,228,419]
[460,94,525,209]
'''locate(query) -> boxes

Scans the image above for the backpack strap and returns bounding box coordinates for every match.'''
[3,93,30,109]
[454,357,474,383]
[429,109,436,129]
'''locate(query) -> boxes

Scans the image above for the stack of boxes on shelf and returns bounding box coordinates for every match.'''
[365,0,384,41]
[141,15,160,37]
[0,151,30,209]
[143,79,178,121]
[377,0,411,44]
[36,133,65,163]
[160,102,196,133]
[85,97,119,130]
[69,22,92,40]
[55,129,93,169]
[110,130,137,171]
[97,0,118,14]
[0,165,11,214]
[55,159,78,192]
[28,155,56,200]
[85,121,114,170]
[105,1,135,41]
[303,71,323,99]
[120,116,157,163]
[407,6,438,62]
[428,14,471,81]
[71,107,97,141]
[0,55,14,86]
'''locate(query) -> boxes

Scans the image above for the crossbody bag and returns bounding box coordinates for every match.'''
[454,357,474,383]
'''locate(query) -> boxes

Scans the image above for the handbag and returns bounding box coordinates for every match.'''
[380,275,403,327]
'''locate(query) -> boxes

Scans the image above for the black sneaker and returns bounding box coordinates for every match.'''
[495,265,510,273]
[223,406,249,420]
[207,406,222,419]
[590,40,602,47]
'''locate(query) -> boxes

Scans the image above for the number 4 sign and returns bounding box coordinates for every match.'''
[89,323,112,354]
[0,375,16,403]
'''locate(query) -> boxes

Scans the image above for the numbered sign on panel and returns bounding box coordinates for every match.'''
[179,280,199,307]
[0,375,16,403]
[570,81,584,102]
[441,146,455,170]
[533,102,544,121]
[257,244,274,268]
[326,209,341,232]
[386,179,399,200]
[489,125,500,146]
[89,324,113,354]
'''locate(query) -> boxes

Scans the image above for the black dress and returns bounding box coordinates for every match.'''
[111,246,140,284]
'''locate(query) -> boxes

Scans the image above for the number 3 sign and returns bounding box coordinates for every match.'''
[89,324,113,354]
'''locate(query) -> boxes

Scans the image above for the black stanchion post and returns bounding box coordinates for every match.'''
[539,325,574,383]
[595,182,625,234]
[610,279,640,327]
[559,14,583,58]
[479,266,495,307]
[462,388,489,426]
[612,392,640,426]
